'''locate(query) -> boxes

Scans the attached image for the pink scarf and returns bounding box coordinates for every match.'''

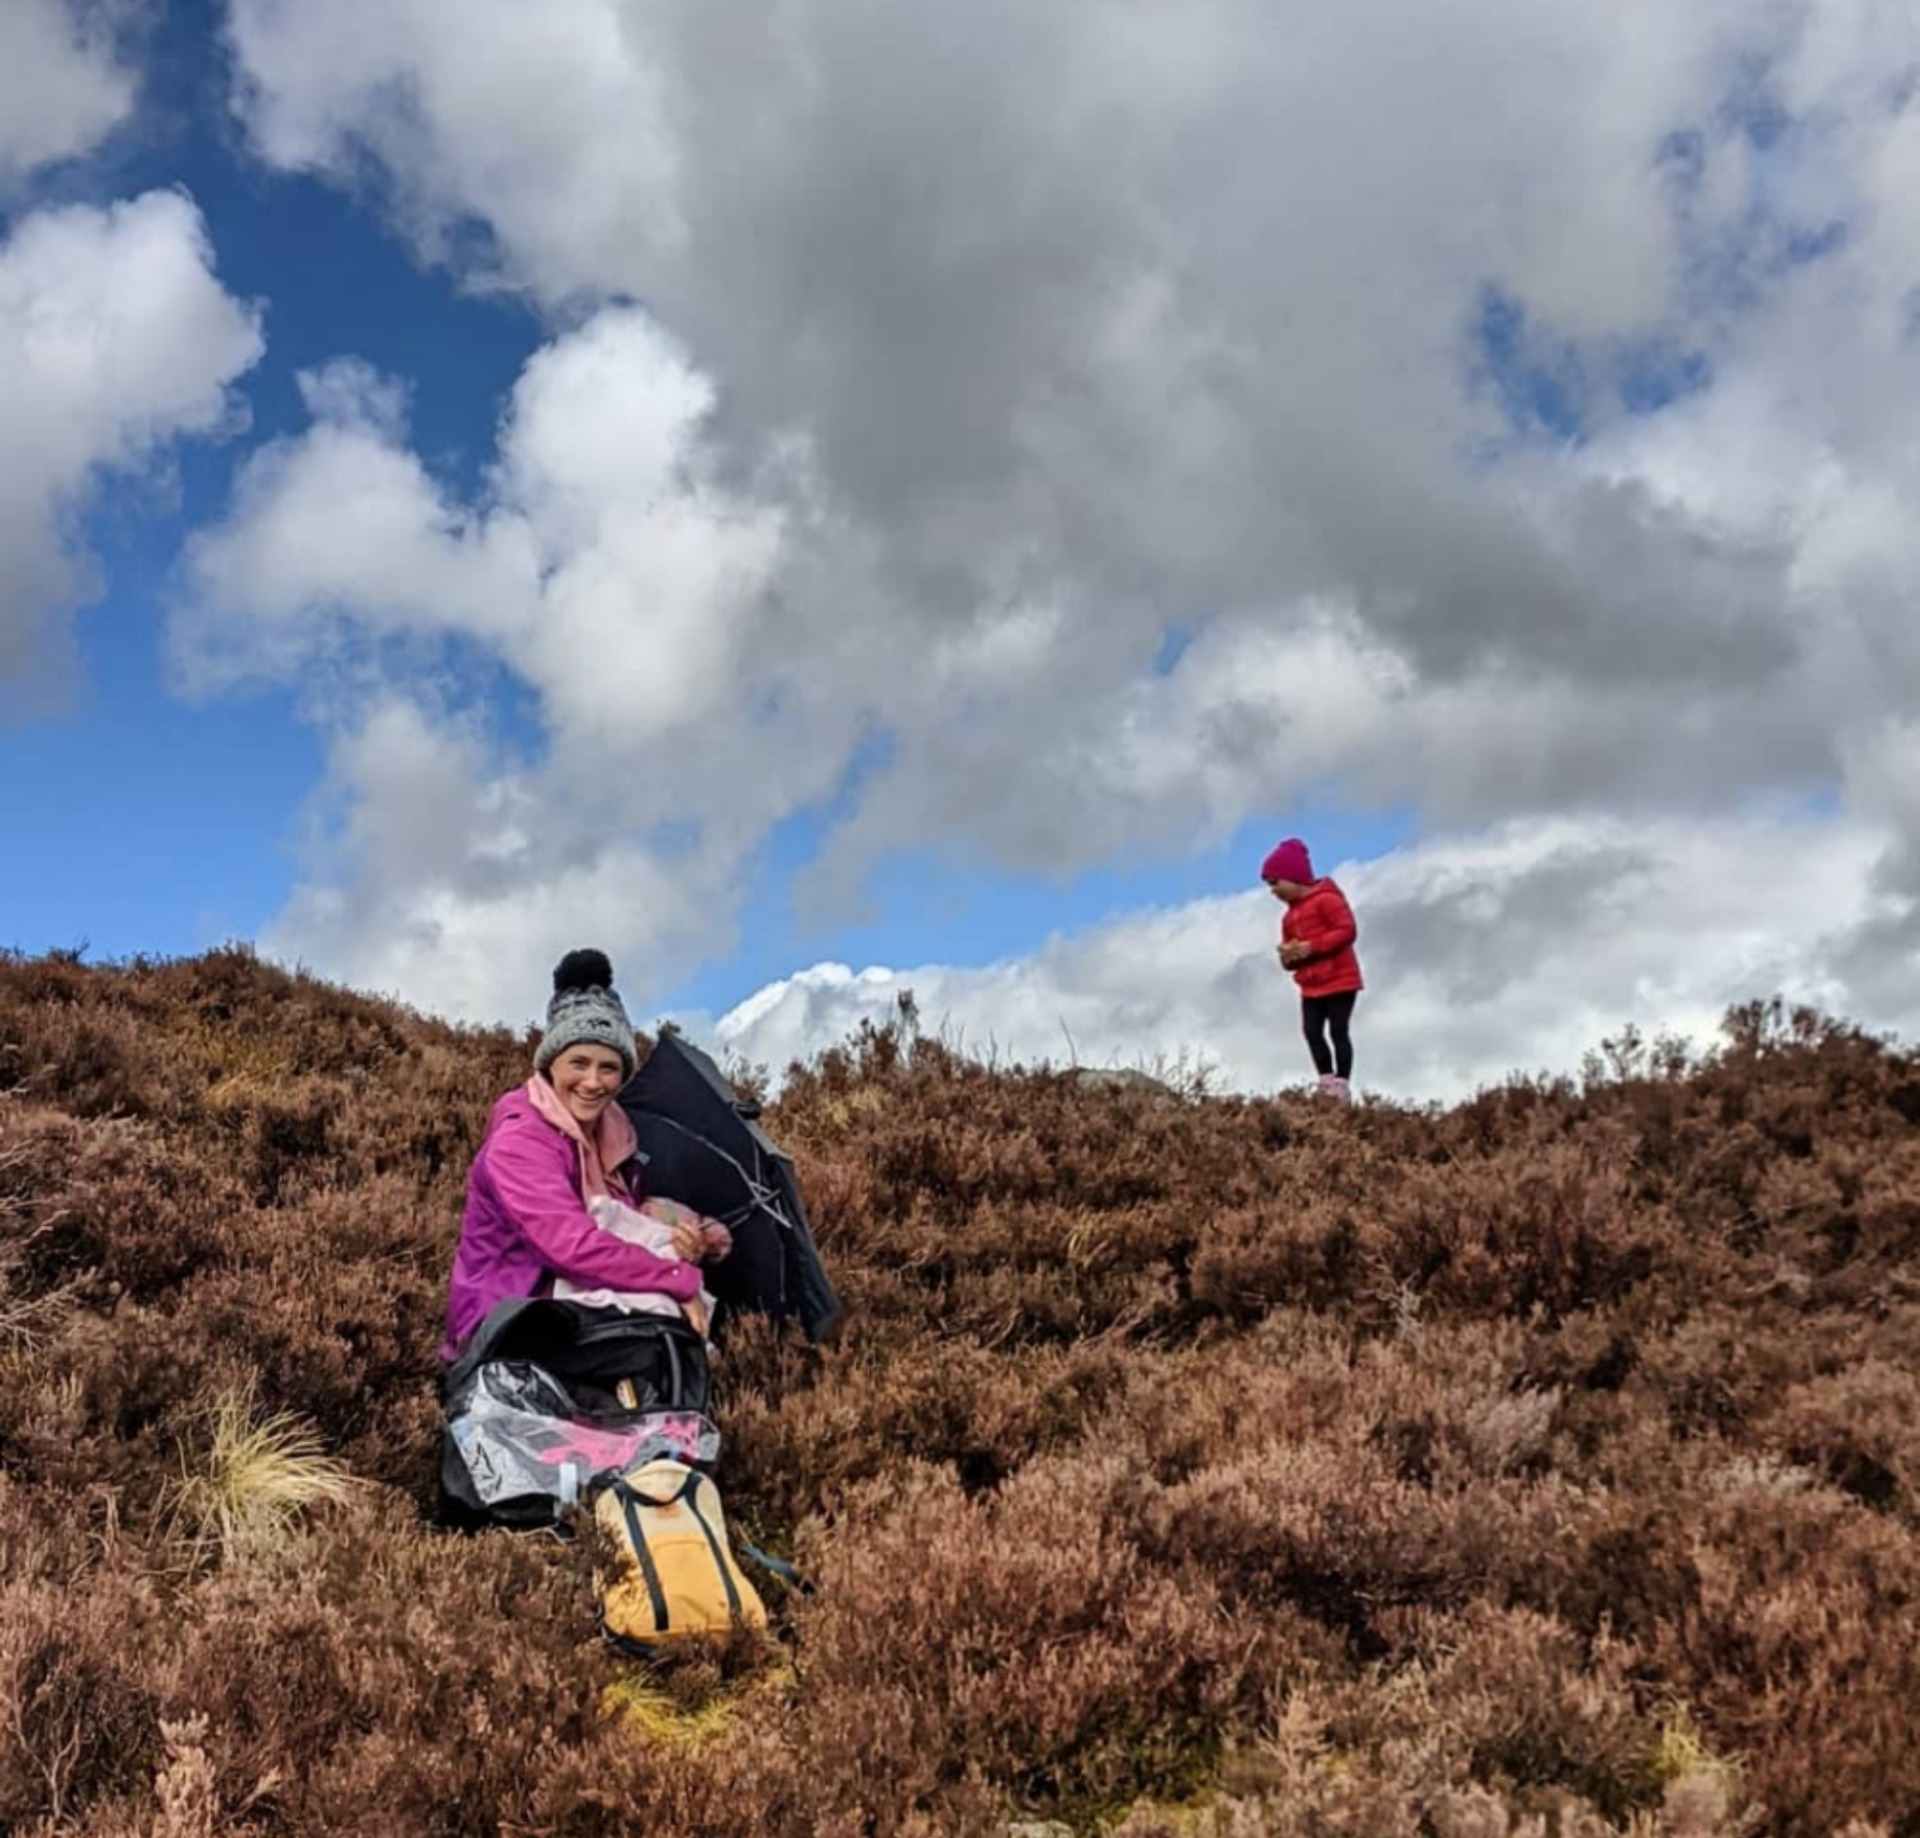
[523,1075,639,1203]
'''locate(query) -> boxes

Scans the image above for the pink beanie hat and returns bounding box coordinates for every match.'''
[1260,838,1314,884]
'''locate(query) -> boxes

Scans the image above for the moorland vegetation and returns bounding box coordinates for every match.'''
[2,948,1917,1836]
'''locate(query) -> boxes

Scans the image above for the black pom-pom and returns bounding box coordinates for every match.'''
[553,948,614,994]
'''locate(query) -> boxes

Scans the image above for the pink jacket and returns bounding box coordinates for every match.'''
[441,1085,704,1360]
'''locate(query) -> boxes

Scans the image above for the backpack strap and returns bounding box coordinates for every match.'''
[736,1540,813,1595]
[611,1480,670,1632]
[683,1485,743,1619]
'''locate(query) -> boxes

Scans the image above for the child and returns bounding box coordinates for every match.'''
[1262,837,1363,1101]
[554,1194,729,1341]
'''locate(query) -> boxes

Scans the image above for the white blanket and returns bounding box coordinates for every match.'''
[553,1195,717,1329]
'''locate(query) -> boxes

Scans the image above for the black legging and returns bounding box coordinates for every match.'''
[1302,991,1357,1079]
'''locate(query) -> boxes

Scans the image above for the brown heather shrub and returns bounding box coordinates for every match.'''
[2,953,1919,1833]
[1763,1356,1920,1518]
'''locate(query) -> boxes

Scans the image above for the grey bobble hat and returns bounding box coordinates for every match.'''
[534,948,638,1082]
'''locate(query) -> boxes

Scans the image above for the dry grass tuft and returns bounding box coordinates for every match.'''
[167,1386,360,1563]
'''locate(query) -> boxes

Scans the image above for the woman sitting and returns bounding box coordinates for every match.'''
[441,948,728,1360]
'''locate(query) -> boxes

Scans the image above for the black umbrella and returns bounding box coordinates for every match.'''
[619,1030,842,1344]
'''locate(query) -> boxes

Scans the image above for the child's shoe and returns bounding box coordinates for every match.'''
[1318,1074,1352,1103]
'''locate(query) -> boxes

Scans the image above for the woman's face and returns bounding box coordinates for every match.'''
[549,1044,628,1129]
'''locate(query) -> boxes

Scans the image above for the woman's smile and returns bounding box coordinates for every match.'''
[550,1044,627,1125]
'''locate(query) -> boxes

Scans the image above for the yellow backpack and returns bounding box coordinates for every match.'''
[595,1459,768,1649]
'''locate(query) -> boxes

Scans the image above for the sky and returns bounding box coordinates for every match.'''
[3,0,1919,1102]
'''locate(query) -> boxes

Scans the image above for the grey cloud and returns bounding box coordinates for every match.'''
[1828,908,1920,1022]
[224,0,1815,706]
[1355,844,1643,1000]
[624,0,1814,719]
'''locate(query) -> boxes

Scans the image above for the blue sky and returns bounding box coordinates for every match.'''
[0,0,1911,1097]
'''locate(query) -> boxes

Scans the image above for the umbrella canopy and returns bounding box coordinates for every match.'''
[619,1031,843,1344]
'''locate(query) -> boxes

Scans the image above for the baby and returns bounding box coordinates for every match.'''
[554,1194,730,1339]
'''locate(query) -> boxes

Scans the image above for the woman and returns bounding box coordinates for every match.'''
[1262,837,1364,1101]
[441,948,728,1360]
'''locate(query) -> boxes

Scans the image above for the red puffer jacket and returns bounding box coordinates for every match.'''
[1280,879,1363,999]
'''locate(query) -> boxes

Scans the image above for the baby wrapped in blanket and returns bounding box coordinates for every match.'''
[554,1195,729,1340]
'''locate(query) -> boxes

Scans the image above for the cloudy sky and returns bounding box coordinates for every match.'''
[3,0,1918,1100]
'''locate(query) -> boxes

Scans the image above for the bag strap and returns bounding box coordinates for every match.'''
[619,1465,697,1508]
[736,1540,813,1595]
[664,1330,684,1410]
[683,1484,743,1619]
[613,1482,671,1632]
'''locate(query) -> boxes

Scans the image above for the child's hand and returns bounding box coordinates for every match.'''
[668,1214,732,1262]
[684,1296,712,1340]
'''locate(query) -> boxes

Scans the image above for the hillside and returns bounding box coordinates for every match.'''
[2,948,1917,1837]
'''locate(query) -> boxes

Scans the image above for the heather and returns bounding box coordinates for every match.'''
[2,949,1917,1836]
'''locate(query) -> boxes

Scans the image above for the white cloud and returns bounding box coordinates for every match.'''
[181,315,788,747]
[226,0,681,292]
[260,698,732,1023]
[184,311,804,1018]
[705,812,1893,1102]
[0,0,136,184]
[0,190,263,695]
